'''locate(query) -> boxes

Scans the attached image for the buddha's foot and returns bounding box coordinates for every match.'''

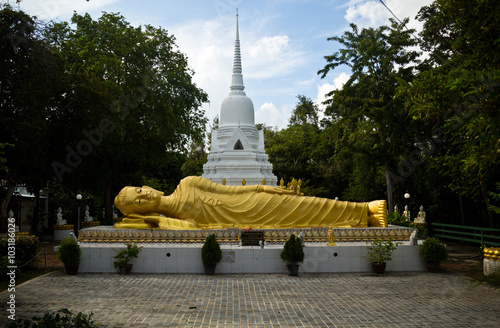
[367,200,388,227]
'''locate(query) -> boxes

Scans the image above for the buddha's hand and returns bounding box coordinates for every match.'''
[156,217,199,230]
[113,214,157,229]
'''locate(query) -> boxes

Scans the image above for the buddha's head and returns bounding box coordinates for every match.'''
[114,186,164,215]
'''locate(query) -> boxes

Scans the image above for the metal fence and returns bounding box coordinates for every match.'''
[430,223,500,247]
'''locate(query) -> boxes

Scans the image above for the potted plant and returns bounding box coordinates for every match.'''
[57,236,81,275]
[113,242,142,274]
[366,238,399,274]
[201,234,222,275]
[419,236,448,272]
[280,234,305,276]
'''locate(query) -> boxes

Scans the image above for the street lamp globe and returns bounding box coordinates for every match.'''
[76,194,82,200]
[404,193,410,199]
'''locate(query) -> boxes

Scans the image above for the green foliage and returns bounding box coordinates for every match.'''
[0,5,69,232]
[265,96,331,197]
[419,237,448,263]
[7,308,99,328]
[56,237,81,267]
[113,242,142,267]
[181,139,207,177]
[366,239,400,265]
[201,234,222,266]
[318,18,421,208]
[396,0,500,227]
[0,235,39,270]
[280,234,305,264]
[387,212,408,225]
[489,183,500,215]
[1,8,208,226]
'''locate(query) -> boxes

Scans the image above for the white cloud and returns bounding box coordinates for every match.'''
[170,17,234,123]
[256,102,290,129]
[171,14,308,127]
[248,35,289,62]
[315,72,350,111]
[19,0,120,21]
[246,35,307,80]
[344,0,433,30]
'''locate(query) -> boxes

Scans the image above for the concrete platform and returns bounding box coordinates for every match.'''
[77,226,423,274]
[78,242,426,274]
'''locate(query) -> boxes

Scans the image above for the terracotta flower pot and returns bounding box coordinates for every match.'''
[425,262,441,273]
[119,263,133,274]
[204,265,216,275]
[64,264,79,275]
[371,262,387,274]
[286,264,300,276]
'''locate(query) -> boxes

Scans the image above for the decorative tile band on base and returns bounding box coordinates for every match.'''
[81,221,100,228]
[54,224,74,230]
[78,225,416,244]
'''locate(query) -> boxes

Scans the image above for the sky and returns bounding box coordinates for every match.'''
[11,0,433,130]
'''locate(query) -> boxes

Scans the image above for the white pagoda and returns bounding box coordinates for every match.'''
[202,13,278,186]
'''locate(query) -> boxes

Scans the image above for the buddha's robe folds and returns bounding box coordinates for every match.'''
[161,176,376,229]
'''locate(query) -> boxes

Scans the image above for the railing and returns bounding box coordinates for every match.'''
[430,223,500,247]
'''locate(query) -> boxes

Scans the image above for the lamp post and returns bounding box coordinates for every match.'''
[76,194,82,237]
[404,192,410,221]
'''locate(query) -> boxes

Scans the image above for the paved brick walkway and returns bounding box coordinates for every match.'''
[1,271,499,327]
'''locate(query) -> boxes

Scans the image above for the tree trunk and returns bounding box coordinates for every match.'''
[31,185,41,235]
[104,179,113,225]
[479,179,494,228]
[458,193,466,226]
[385,165,394,213]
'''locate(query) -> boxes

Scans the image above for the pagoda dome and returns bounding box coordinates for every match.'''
[220,94,255,127]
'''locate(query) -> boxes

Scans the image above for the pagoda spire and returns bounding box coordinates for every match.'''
[230,10,245,95]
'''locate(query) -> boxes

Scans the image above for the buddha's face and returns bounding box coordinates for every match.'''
[115,186,163,215]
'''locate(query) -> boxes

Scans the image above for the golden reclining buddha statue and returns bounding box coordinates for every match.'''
[113,176,388,230]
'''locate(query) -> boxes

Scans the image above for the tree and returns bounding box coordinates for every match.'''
[318,18,421,209]
[265,96,325,196]
[0,5,68,232]
[45,12,208,221]
[398,0,500,227]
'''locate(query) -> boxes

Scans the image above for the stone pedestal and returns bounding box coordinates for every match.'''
[484,259,500,275]
[483,247,500,275]
[54,224,74,241]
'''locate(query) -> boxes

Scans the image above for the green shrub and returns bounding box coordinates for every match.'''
[280,234,305,264]
[366,239,400,264]
[201,234,222,266]
[419,236,448,263]
[113,242,142,267]
[7,308,99,327]
[0,234,39,270]
[388,212,409,224]
[56,237,81,267]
